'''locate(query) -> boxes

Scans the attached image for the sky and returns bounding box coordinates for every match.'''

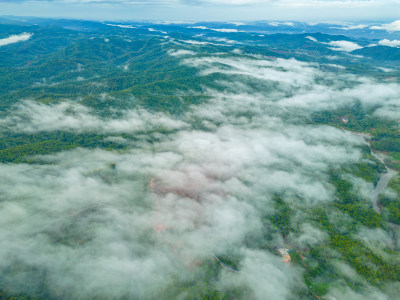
[1,0,400,22]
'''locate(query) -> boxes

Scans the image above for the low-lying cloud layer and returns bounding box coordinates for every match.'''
[371,20,400,32]
[328,40,363,52]
[1,50,399,299]
[0,32,32,47]
[378,39,400,48]
[0,101,187,134]
[305,35,364,52]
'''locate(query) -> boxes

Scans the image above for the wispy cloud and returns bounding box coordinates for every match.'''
[0,33,32,47]
[0,100,187,133]
[371,20,400,32]
[328,40,363,52]
[331,24,368,30]
[378,39,400,48]
[304,36,364,52]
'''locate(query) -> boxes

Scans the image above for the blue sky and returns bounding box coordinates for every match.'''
[1,0,399,22]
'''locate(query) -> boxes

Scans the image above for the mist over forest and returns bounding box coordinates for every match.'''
[0,16,400,300]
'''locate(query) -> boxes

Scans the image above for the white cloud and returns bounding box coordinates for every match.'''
[304,36,363,52]
[181,39,212,45]
[228,21,246,26]
[374,98,400,120]
[377,67,395,72]
[324,63,346,69]
[328,40,363,52]
[325,55,340,60]
[268,21,294,26]
[218,249,304,299]
[0,33,33,47]
[211,28,240,33]
[289,223,328,247]
[155,21,195,25]
[189,25,209,30]
[0,101,187,134]
[105,23,136,29]
[306,36,317,42]
[168,49,196,56]
[378,39,400,48]
[147,27,167,34]
[371,20,400,32]
[183,56,319,87]
[181,53,400,115]
[189,26,241,33]
[207,37,239,44]
[331,24,368,30]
